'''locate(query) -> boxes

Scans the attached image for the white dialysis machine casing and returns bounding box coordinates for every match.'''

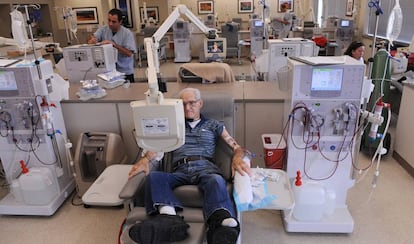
[267,39,317,81]
[204,14,216,28]
[249,19,265,58]
[173,20,191,63]
[62,44,116,82]
[283,56,365,233]
[0,59,75,216]
[336,19,354,52]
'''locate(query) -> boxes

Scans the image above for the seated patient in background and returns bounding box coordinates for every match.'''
[128,87,252,244]
[344,41,365,63]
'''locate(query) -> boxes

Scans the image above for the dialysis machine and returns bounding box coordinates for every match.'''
[0,59,75,216]
[204,14,216,28]
[335,19,354,53]
[250,19,265,59]
[283,56,366,233]
[62,43,117,82]
[323,17,354,55]
[255,38,318,82]
[173,19,191,63]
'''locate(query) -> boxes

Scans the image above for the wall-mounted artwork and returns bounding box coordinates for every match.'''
[238,0,254,13]
[346,0,354,17]
[115,0,133,28]
[198,1,214,15]
[277,0,294,12]
[140,6,159,23]
[73,7,99,25]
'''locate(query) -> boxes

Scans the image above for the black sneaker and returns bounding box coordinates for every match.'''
[206,210,240,244]
[129,214,190,244]
[208,225,239,244]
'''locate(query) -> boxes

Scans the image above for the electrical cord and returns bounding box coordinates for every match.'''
[83,67,93,81]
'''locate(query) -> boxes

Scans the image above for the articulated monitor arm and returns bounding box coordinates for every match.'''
[148,4,218,76]
[144,37,163,104]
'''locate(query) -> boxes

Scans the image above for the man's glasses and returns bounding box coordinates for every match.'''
[183,100,200,107]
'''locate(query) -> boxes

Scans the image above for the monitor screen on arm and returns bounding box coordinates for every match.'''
[204,38,227,61]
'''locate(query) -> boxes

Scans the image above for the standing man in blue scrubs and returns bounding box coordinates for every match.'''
[88,8,137,83]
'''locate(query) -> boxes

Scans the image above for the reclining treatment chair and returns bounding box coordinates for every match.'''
[177,63,237,83]
[220,22,240,60]
[119,93,237,243]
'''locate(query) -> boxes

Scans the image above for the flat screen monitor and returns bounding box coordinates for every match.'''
[340,20,350,27]
[0,71,19,96]
[204,38,227,61]
[310,67,343,96]
[255,20,263,27]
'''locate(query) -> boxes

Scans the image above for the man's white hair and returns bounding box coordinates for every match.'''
[178,87,201,100]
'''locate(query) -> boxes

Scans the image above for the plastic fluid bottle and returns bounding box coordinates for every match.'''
[292,170,326,221]
[18,162,58,205]
[392,52,408,74]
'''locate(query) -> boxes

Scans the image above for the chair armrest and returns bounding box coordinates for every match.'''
[214,137,234,181]
[119,172,146,199]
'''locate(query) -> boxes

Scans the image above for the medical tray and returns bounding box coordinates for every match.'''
[82,164,132,206]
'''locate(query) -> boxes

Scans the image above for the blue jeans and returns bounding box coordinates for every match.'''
[145,160,235,220]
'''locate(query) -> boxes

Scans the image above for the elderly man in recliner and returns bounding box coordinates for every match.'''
[128,88,252,244]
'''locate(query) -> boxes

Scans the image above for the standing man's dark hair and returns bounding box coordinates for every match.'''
[108,8,124,23]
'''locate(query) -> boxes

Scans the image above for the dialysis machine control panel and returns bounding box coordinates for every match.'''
[62,44,116,82]
[267,39,317,81]
[286,56,365,140]
[289,59,365,99]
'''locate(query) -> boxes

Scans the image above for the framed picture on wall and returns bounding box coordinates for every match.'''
[238,0,254,13]
[73,7,99,25]
[140,7,159,23]
[115,0,133,28]
[277,0,294,12]
[198,1,214,15]
[346,0,354,17]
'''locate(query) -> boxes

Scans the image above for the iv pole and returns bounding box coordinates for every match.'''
[14,4,42,79]
[55,6,74,46]
[258,0,269,50]
[367,0,383,78]
[62,7,72,46]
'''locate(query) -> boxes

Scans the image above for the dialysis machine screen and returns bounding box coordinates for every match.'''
[310,68,343,96]
[341,20,350,27]
[204,38,227,61]
[0,71,18,96]
[255,20,264,27]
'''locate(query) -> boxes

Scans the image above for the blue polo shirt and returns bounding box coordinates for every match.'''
[94,25,137,75]
[172,115,224,163]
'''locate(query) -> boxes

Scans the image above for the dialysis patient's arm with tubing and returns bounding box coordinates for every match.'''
[118,138,236,244]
